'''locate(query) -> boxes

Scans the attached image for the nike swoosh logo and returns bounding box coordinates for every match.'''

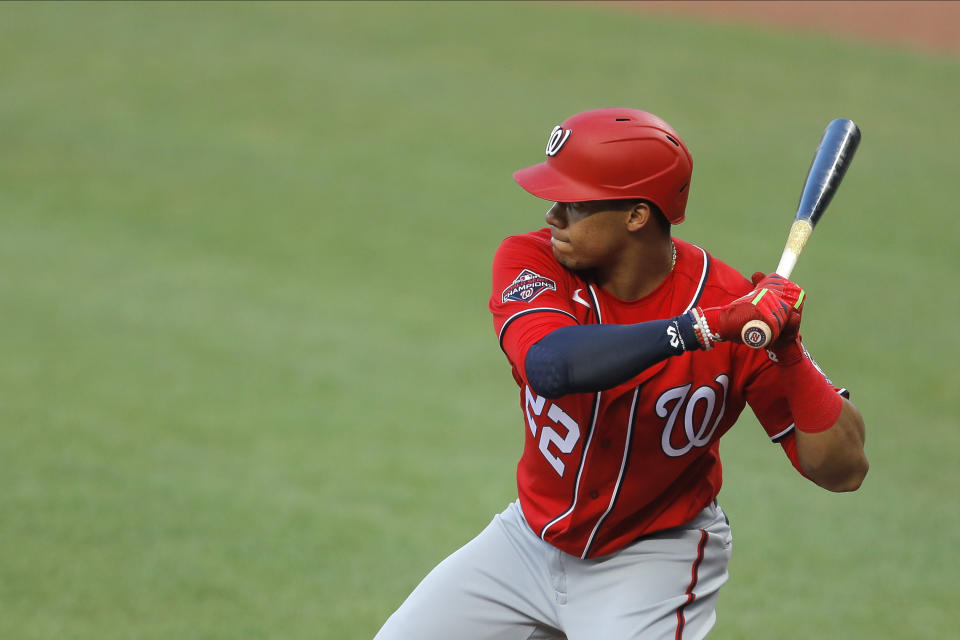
[572,288,590,308]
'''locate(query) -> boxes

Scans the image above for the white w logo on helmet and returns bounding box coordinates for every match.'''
[545,125,572,156]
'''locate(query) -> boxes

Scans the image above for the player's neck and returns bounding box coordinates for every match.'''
[594,235,676,302]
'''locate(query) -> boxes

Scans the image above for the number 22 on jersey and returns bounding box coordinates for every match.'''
[524,387,581,477]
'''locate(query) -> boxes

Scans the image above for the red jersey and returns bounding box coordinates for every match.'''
[489,228,838,559]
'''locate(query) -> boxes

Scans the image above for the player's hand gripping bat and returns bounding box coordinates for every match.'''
[740,118,862,349]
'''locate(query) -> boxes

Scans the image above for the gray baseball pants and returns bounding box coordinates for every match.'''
[374,500,732,640]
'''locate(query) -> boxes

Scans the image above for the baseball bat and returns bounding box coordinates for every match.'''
[740,118,861,349]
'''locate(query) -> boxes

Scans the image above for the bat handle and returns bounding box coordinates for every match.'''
[740,219,811,349]
[741,319,773,349]
[739,261,789,348]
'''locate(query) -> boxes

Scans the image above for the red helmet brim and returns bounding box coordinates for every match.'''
[513,162,610,203]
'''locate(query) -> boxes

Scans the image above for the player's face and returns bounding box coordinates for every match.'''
[544,201,629,271]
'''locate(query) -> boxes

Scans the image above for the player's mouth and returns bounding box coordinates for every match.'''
[551,234,571,248]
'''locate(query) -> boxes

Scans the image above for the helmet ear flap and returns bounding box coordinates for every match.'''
[670,180,691,225]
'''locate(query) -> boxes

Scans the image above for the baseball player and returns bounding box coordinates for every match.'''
[374,108,868,640]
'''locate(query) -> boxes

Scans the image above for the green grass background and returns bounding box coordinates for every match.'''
[1,2,957,638]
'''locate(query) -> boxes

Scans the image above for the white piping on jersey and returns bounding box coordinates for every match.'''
[587,284,602,323]
[769,424,795,442]
[683,245,710,313]
[497,307,578,345]
[805,345,835,387]
[539,390,602,540]
[539,284,604,541]
[581,384,641,559]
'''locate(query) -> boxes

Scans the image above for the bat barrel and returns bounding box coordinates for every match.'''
[797,118,861,227]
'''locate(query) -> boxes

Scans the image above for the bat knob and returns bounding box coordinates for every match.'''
[741,320,772,349]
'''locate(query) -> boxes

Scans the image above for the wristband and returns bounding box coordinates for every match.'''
[689,308,720,351]
[778,356,844,433]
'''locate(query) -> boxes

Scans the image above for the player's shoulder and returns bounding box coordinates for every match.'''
[493,228,559,270]
[705,251,753,295]
[674,238,753,303]
[496,228,553,256]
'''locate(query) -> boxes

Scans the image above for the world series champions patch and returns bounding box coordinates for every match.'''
[502,269,557,303]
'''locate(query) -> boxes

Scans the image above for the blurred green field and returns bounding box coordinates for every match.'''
[1,2,958,638]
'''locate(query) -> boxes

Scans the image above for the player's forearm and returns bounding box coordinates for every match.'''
[795,399,868,492]
[765,329,868,492]
[524,315,701,398]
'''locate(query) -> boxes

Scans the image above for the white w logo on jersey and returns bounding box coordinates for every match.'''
[656,375,730,458]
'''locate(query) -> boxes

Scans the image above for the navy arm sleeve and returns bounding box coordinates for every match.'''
[525,313,701,398]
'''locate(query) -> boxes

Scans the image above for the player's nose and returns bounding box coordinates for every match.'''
[545,202,566,228]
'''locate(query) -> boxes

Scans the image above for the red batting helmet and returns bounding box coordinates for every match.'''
[513,108,693,224]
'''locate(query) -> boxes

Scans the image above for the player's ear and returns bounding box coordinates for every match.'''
[625,202,652,232]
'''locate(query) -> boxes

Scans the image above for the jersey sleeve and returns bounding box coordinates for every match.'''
[742,340,850,476]
[489,232,580,381]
